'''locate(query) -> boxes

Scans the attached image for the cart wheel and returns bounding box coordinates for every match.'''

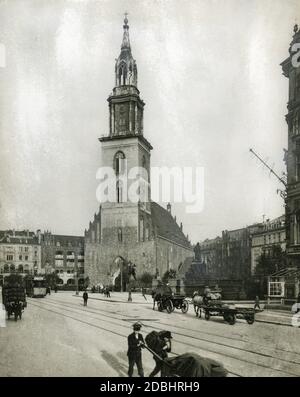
[246,316,254,325]
[227,314,236,325]
[181,300,189,314]
[166,300,174,314]
[205,311,210,321]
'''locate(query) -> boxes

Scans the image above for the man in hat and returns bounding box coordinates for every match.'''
[127,322,145,377]
[149,330,172,377]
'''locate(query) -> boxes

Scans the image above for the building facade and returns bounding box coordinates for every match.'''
[251,215,286,275]
[0,230,42,285]
[84,17,193,287]
[282,25,300,266]
[196,224,261,281]
[40,232,85,286]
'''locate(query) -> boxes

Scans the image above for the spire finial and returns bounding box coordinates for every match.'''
[124,12,129,29]
[294,23,298,34]
[121,12,130,48]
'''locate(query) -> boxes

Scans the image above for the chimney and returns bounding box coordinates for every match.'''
[180,222,183,231]
[167,203,171,214]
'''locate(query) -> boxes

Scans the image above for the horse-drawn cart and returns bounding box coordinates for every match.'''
[202,302,255,325]
[170,295,189,313]
[192,289,255,325]
[2,274,27,321]
[152,284,189,314]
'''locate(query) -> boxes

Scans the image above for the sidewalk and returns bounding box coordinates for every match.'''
[73,291,152,304]
[72,292,300,327]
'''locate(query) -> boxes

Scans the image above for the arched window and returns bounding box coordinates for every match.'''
[18,264,23,273]
[4,264,9,273]
[114,151,126,175]
[116,180,123,203]
[10,264,15,272]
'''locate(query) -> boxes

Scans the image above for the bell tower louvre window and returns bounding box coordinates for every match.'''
[114,151,126,175]
[116,180,123,203]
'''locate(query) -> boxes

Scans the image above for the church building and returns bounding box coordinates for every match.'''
[84,16,193,287]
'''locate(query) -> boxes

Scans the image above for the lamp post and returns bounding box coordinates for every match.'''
[120,262,123,293]
[75,260,79,295]
[128,275,133,302]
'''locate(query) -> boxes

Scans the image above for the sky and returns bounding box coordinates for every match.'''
[0,0,299,243]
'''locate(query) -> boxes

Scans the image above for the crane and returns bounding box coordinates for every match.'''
[249,148,287,199]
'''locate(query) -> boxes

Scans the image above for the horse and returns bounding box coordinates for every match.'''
[192,291,222,317]
[192,292,204,317]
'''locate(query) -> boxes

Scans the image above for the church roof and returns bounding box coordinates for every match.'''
[151,202,191,249]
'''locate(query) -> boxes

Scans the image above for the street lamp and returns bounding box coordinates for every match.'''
[120,262,123,293]
[128,275,133,302]
[74,260,79,295]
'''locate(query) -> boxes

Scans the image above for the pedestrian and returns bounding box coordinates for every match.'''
[54,285,58,293]
[106,287,110,298]
[149,331,172,377]
[83,290,88,306]
[46,286,51,295]
[254,295,260,310]
[127,322,145,377]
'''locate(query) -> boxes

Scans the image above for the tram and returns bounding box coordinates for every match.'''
[25,276,47,297]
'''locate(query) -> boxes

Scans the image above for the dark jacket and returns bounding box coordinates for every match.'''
[127,332,144,358]
[152,338,169,360]
[83,292,88,300]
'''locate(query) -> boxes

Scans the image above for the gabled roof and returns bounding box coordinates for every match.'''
[43,233,84,247]
[150,202,192,250]
[0,230,38,245]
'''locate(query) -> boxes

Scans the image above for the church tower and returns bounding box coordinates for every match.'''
[85,16,193,288]
[99,15,153,252]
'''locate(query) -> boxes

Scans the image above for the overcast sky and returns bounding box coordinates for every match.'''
[0,0,299,243]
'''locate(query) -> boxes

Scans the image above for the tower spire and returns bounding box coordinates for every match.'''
[114,14,138,88]
[122,12,130,49]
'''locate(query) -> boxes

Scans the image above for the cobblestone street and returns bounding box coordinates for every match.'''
[1,291,299,377]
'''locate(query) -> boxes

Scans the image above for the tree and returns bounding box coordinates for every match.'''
[254,245,286,277]
[138,272,153,288]
[162,269,177,283]
[253,245,287,298]
[45,273,60,289]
